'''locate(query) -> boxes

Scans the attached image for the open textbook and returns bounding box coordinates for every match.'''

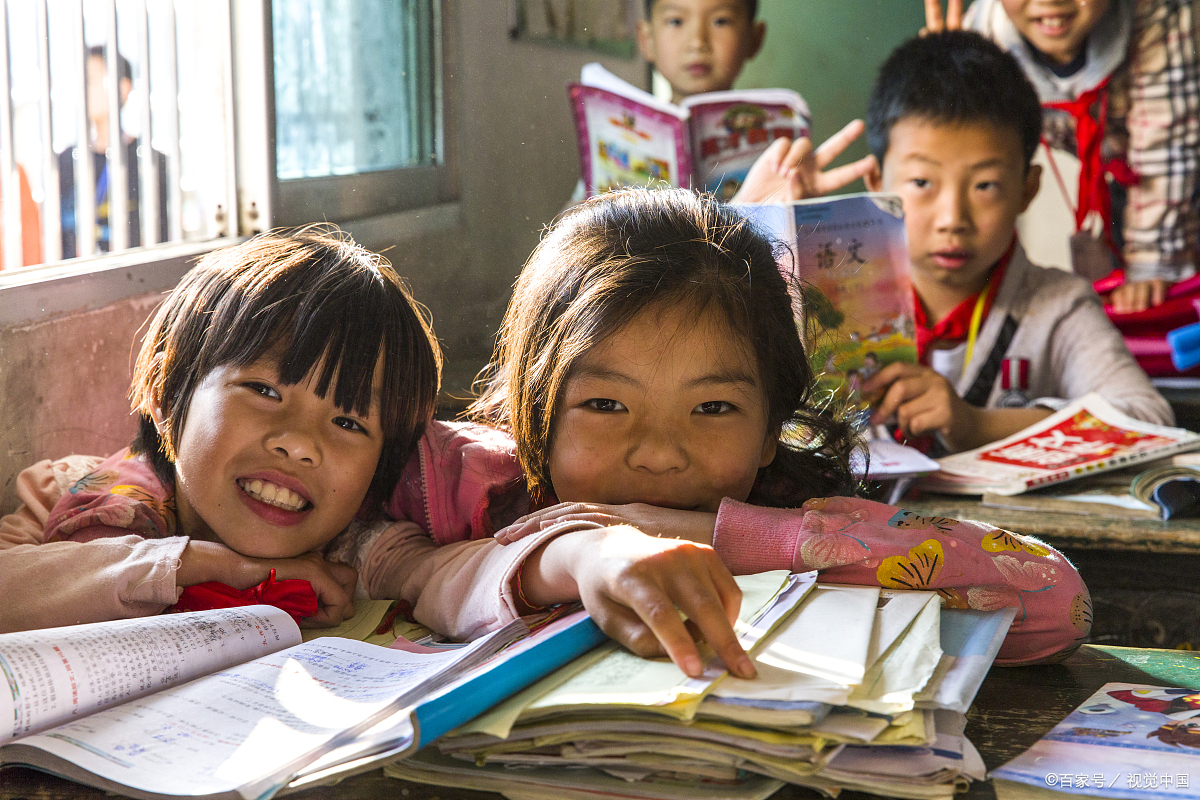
[387,578,1016,800]
[920,393,1200,496]
[569,63,809,199]
[0,604,608,799]
[991,682,1200,800]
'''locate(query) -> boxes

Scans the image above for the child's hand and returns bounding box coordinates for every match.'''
[522,526,755,680]
[496,502,717,546]
[267,553,358,628]
[922,0,963,34]
[1108,279,1170,313]
[863,361,973,448]
[731,120,876,204]
[177,542,357,627]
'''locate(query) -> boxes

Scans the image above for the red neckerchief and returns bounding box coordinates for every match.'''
[912,238,1015,365]
[1043,77,1137,260]
[171,569,318,624]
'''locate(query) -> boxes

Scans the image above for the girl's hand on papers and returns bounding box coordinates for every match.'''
[178,541,357,627]
[730,121,876,204]
[921,0,963,35]
[496,502,717,546]
[519,525,756,680]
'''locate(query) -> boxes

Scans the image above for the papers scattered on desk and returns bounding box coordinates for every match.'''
[387,577,1014,800]
[991,682,1200,799]
[919,394,1200,496]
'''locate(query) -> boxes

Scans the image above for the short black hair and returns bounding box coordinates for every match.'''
[88,45,132,86]
[644,0,758,20]
[866,30,1042,170]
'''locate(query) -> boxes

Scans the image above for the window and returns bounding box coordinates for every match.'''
[270,0,451,225]
[0,0,451,281]
[0,0,235,273]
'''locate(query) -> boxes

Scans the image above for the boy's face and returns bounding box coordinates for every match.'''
[637,0,764,103]
[868,118,1040,306]
[1000,0,1110,65]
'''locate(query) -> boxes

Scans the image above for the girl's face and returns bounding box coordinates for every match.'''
[548,303,777,512]
[161,354,385,559]
[1000,0,1110,65]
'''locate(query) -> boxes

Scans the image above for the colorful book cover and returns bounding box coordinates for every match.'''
[569,64,809,198]
[991,682,1200,799]
[739,193,914,418]
[921,393,1200,495]
[682,90,810,199]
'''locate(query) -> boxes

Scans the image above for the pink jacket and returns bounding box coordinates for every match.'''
[384,421,1092,665]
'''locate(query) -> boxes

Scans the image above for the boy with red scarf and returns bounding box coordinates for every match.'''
[858,31,1171,454]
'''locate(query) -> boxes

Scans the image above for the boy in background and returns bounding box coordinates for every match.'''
[632,0,874,202]
[857,31,1171,452]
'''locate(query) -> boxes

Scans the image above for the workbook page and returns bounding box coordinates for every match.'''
[0,605,300,742]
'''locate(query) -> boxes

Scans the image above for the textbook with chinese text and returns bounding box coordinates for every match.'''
[569,63,809,199]
[0,604,607,799]
[920,394,1200,496]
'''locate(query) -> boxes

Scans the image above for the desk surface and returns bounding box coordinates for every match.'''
[5,645,1199,800]
[903,493,1200,555]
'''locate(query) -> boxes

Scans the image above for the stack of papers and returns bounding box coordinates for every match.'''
[385,574,1015,800]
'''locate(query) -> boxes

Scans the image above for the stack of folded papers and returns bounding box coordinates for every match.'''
[385,571,1016,800]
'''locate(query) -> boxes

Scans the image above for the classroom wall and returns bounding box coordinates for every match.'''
[0,1,645,514]
[735,0,927,184]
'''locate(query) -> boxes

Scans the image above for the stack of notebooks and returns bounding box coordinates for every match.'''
[385,571,1016,800]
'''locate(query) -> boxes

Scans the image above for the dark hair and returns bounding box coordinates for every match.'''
[88,45,133,87]
[469,187,856,508]
[866,30,1042,170]
[645,0,758,20]
[129,226,442,517]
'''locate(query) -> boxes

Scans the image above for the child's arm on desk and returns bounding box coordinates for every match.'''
[863,362,1052,453]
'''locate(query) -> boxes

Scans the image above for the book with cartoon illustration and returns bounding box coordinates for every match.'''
[569,63,810,199]
[991,682,1200,800]
[920,393,1200,496]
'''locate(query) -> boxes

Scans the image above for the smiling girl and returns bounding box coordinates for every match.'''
[396,188,1092,665]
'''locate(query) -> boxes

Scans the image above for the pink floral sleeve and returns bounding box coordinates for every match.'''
[713,496,1091,665]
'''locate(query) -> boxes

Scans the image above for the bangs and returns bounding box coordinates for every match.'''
[201,244,406,433]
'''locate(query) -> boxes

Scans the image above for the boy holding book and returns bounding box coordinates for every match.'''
[854,31,1172,453]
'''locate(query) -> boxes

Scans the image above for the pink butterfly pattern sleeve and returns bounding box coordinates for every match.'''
[713,495,1091,665]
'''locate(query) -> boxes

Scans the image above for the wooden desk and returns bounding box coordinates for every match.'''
[5,645,1199,800]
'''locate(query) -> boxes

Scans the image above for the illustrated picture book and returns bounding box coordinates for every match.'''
[991,682,1200,799]
[919,393,1200,496]
[738,193,914,416]
[569,62,810,199]
[0,603,608,799]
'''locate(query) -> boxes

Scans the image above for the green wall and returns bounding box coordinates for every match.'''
[734,1,927,190]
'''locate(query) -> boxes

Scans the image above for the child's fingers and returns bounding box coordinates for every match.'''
[668,562,756,679]
[812,119,865,168]
[946,0,963,29]
[814,155,877,195]
[781,136,814,174]
[923,0,944,32]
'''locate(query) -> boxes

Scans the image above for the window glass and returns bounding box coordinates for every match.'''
[272,0,441,181]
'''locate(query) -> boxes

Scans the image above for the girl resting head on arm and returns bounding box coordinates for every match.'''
[466,187,1091,665]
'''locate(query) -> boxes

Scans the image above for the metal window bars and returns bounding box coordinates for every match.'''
[0,0,194,270]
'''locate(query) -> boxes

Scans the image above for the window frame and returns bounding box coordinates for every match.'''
[0,0,458,318]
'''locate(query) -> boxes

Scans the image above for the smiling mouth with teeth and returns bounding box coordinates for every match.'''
[238,479,311,512]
